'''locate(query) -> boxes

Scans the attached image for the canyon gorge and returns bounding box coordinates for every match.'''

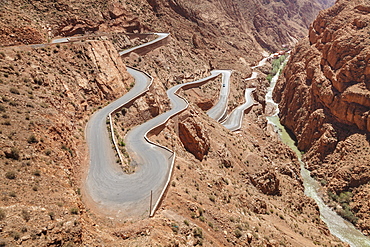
[275,0,370,236]
[1,0,369,246]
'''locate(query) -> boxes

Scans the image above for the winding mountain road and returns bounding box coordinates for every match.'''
[85,33,227,216]
[206,70,232,122]
[221,88,255,131]
[219,54,273,131]
[85,33,266,216]
[119,33,169,56]
[85,67,154,216]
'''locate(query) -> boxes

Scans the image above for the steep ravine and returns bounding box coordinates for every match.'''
[268,61,370,247]
[274,0,370,236]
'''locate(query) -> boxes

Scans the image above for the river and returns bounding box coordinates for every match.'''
[266,60,370,247]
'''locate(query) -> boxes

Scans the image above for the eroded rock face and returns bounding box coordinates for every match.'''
[155,0,334,51]
[247,197,267,214]
[250,169,280,195]
[179,116,210,161]
[274,0,370,232]
[57,2,146,36]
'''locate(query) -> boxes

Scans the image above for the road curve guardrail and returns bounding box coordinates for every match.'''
[108,67,154,167]
[124,71,222,217]
[119,33,170,57]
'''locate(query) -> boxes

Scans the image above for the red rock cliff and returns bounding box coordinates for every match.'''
[274,0,370,233]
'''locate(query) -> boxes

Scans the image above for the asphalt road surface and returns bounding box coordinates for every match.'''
[206,70,232,122]
[85,68,222,216]
[221,88,255,131]
[85,68,155,216]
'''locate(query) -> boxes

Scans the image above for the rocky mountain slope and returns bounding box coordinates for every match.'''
[146,0,335,51]
[274,0,370,234]
[0,0,343,246]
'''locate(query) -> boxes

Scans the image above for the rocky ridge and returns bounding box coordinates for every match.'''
[0,39,133,245]
[274,0,370,234]
[148,0,335,51]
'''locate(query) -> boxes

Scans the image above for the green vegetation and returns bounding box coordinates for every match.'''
[10,231,20,240]
[21,209,31,222]
[170,223,179,234]
[193,227,203,238]
[2,120,10,125]
[33,170,41,176]
[61,144,73,156]
[10,88,20,95]
[267,55,288,82]
[0,209,6,220]
[70,207,79,215]
[27,134,39,144]
[328,191,359,224]
[235,229,242,238]
[48,211,55,220]
[5,171,16,179]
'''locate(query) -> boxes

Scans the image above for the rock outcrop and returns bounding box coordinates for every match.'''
[250,169,280,195]
[274,0,370,233]
[179,115,210,161]
[0,39,133,246]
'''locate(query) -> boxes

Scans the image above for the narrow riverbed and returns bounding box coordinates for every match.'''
[266,60,370,247]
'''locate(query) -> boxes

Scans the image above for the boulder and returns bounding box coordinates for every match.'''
[179,116,210,161]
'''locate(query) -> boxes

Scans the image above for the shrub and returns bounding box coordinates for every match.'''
[0,104,5,112]
[10,88,20,95]
[70,208,79,215]
[5,171,16,179]
[9,100,18,106]
[209,195,216,203]
[235,229,242,238]
[10,231,20,240]
[0,209,5,220]
[27,134,39,144]
[33,77,43,85]
[33,170,41,176]
[338,205,358,224]
[328,191,338,202]
[338,191,352,204]
[198,207,204,216]
[48,212,55,220]
[21,209,31,222]
[11,148,19,159]
[193,227,203,238]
